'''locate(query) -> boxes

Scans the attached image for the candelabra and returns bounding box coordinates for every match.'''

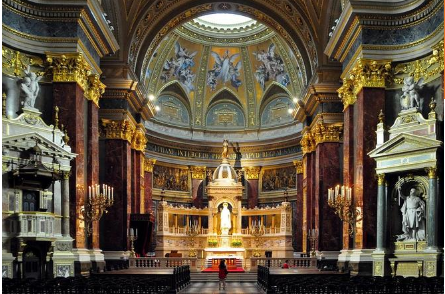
[308,229,318,257]
[128,228,138,257]
[186,220,200,257]
[250,220,265,257]
[80,184,114,236]
[327,185,361,237]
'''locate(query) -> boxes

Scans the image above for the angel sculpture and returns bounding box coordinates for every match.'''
[20,66,42,109]
[400,76,424,111]
[208,50,242,90]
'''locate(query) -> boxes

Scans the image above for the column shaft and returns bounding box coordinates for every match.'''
[376,174,386,251]
[61,175,70,237]
[427,169,438,249]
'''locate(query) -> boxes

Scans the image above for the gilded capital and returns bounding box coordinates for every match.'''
[85,74,106,107]
[349,59,392,95]
[244,166,261,180]
[377,173,385,185]
[2,46,43,77]
[337,78,356,109]
[131,126,147,152]
[300,131,316,155]
[312,122,343,145]
[144,158,156,173]
[191,166,207,180]
[45,53,91,91]
[293,160,303,174]
[100,119,135,143]
[426,167,437,179]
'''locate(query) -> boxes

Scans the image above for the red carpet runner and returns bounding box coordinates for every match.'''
[201,267,245,273]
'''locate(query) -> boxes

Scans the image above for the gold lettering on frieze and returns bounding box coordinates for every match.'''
[85,74,106,107]
[100,119,135,143]
[191,166,206,180]
[45,53,91,91]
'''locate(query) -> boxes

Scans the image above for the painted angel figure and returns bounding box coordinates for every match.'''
[20,66,42,109]
[209,50,242,89]
[400,76,424,110]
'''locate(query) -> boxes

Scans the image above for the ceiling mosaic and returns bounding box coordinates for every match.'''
[144,16,304,132]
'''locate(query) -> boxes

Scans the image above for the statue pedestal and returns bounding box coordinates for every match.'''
[220,235,230,247]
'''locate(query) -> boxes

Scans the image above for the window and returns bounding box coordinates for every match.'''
[22,191,38,212]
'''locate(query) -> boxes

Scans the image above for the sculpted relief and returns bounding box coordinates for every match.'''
[261,166,296,191]
[153,165,189,192]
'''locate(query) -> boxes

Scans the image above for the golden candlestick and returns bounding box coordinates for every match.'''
[186,221,200,257]
[308,229,318,257]
[250,220,265,257]
[79,184,114,236]
[327,185,361,237]
[128,228,138,258]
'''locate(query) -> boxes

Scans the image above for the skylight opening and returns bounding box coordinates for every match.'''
[197,13,254,26]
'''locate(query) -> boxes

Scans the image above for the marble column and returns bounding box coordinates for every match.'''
[293,160,303,252]
[343,106,354,250]
[61,173,70,237]
[53,82,86,249]
[131,149,144,214]
[86,100,100,249]
[353,87,384,249]
[144,159,156,214]
[101,139,132,251]
[191,166,206,208]
[315,142,342,251]
[302,152,315,253]
[375,174,386,251]
[245,167,261,209]
[426,167,438,250]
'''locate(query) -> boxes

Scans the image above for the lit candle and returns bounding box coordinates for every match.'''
[89,186,91,200]
[341,186,345,198]
[112,187,114,201]
[135,228,138,236]
[335,185,339,196]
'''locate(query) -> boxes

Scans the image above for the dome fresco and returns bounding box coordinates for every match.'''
[145,16,304,135]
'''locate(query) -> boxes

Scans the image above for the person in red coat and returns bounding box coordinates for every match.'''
[282,260,290,269]
[218,259,228,290]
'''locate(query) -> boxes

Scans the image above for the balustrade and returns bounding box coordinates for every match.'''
[129,257,197,270]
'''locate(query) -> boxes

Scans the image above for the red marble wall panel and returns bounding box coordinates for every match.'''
[247,180,259,208]
[53,83,85,249]
[294,172,304,252]
[303,153,315,252]
[342,106,354,249]
[315,142,342,251]
[192,179,203,208]
[131,150,143,214]
[101,139,132,251]
[353,88,384,249]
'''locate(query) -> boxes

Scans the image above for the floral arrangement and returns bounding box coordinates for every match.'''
[231,240,242,247]
[208,240,218,247]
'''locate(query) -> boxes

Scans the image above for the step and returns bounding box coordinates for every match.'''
[190,272,257,282]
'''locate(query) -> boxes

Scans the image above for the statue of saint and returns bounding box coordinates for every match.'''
[397,187,426,241]
[220,202,231,235]
[222,139,229,160]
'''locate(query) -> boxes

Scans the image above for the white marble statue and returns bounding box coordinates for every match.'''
[397,187,426,241]
[220,202,231,235]
[400,76,424,111]
[20,67,42,109]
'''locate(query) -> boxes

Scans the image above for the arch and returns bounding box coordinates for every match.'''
[159,81,192,111]
[205,102,246,129]
[259,82,292,114]
[260,95,294,128]
[207,87,243,109]
[130,1,318,86]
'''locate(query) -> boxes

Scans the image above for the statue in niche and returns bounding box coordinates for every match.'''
[220,202,231,235]
[400,76,424,111]
[397,186,426,241]
[20,67,42,109]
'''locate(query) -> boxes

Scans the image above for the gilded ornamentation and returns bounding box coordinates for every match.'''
[53,106,59,129]
[144,158,156,173]
[131,126,147,152]
[394,41,444,85]
[293,160,303,174]
[426,167,437,179]
[374,261,383,276]
[349,59,392,95]
[85,74,106,107]
[425,261,436,277]
[337,78,355,109]
[191,166,206,180]
[312,122,343,145]
[153,165,189,191]
[100,119,136,143]
[377,174,385,185]
[2,46,43,77]
[45,53,91,91]
[244,166,261,180]
[300,131,316,155]
[194,45,210,126]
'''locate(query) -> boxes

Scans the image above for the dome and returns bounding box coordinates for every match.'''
[142,13,304,143]
[212,163,237,185]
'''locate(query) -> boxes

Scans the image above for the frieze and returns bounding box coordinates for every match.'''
[146,143,301,160]
[261,166,296,191]
[153,165,189,192]
[55,242,72,251]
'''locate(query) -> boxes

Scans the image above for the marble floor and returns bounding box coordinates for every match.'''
[179,281,264,294]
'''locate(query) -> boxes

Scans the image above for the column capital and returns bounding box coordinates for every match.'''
[293,160,303,174]
[100,118,135,143]
[144,158,156,173]
[300,130,316,155]
[244,166,261,180]
[312,122,343,146]
[426,167,437,179]
[45,53,92,91]
[131,124,147,152]
[377,173,385,185]
[337,78,356,109]
[85,74,106,107]
[190,166,207,180]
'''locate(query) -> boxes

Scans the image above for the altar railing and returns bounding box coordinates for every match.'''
[250,257,317,272]
[167,227,208,235]
[129,257,199,270]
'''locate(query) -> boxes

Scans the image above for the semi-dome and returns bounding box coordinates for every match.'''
[212,163,237,185]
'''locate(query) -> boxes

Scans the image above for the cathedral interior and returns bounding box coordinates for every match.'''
[2,0,444,292]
